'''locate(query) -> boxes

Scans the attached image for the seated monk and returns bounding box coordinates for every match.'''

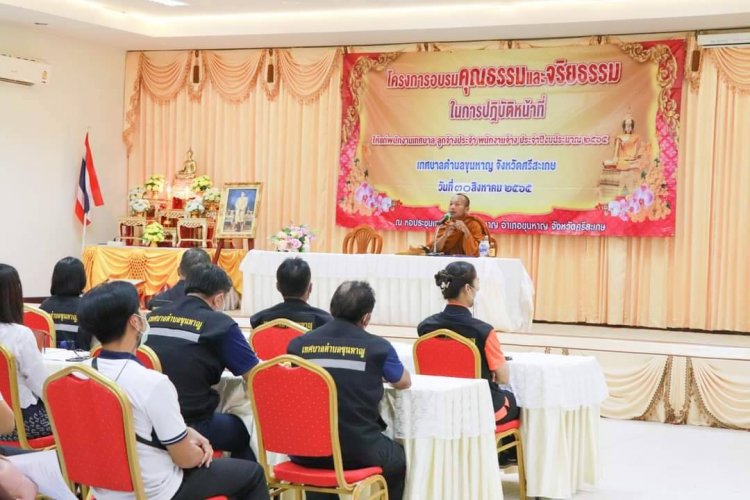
[428,194,485,257]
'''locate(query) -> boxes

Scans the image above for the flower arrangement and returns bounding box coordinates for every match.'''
[128,186,146,201]
[191,175,213,193]
[142,222,165,244]
[129,197,150,215]
[271,223,315,253]
[185,197,205,216]
[202,187,221,209]
[144,174,166,193]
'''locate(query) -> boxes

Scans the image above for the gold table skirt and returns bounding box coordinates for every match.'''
[82,245,246,296]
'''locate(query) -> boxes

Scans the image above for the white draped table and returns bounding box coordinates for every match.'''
[391,343,609,499]
[380,374,502,500]
[508,352,609,499]
[240,250,534,331]
[42,348,86,374]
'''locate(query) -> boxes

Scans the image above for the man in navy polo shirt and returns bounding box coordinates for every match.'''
[146,264,259,461]
[287,281,410,500]
[250,258,332,331]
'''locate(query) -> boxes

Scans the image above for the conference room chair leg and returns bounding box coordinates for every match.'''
[352,476,388,500]
[514,429,527,500]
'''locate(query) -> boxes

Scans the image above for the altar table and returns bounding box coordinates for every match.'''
[241,250,534,331]
[83,245,246,296]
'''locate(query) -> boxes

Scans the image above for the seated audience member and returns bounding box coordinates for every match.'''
[0,395,76,499]
[78,282,269,500]
[39,256,91,349]
[250,258,332,330]
[417,261,519,464]
[287,281,410,500]
[0,264,52,443]
[147,248,211,310]
[146,264,259,461]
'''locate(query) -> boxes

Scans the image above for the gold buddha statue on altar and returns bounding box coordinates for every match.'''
[176,149,197,180]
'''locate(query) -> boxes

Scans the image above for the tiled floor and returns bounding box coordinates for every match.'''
[501,418,750,500]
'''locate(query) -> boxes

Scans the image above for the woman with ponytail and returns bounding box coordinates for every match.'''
[417,261,519,462]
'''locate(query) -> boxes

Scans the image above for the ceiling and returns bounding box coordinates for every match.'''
[0,0,749,50]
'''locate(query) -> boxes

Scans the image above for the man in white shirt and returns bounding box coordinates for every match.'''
[78,281,269,500]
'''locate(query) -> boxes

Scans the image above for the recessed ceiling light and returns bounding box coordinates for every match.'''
[145,0,189,6]
[34,22,48,26]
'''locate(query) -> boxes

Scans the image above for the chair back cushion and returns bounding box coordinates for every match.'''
[414,330,481,379]
[250,320,306,360]
[135,346,162,372]
[45,367,138,492]
[251,357,333,457]
[23,306,54,349]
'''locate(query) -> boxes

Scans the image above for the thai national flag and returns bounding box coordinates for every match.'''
[74,133,104,225]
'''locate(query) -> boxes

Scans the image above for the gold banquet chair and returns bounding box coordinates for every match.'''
[23,303,56,350]
[414,329,526,499]
[249,355,388,499]
[0,345,56,450]
[342,225,383,254]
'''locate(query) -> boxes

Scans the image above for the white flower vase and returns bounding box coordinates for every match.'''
[302,241,311,253]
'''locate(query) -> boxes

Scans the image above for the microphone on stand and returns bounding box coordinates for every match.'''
[436,213,451,226]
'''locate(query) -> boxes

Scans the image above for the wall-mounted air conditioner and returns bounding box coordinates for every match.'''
[0,54,50,86]
[697,30,750,48]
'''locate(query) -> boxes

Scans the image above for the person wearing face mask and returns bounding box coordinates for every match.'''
[287,281,411,500]
[78,281,269,500]
[417,262,519,461]
[145,264,259,462]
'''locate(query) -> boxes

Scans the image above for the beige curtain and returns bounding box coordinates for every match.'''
[123,39,750,332]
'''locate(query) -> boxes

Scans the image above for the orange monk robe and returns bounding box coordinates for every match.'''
[432,215,485,256]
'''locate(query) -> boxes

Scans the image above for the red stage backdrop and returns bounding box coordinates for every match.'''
[337,40,685,236]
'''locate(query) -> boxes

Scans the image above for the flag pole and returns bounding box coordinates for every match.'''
[81,219,87,256]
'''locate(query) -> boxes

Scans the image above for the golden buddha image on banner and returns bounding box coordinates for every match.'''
[337,40,685,236]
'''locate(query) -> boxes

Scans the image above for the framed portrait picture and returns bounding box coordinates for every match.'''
[216,183,263,238]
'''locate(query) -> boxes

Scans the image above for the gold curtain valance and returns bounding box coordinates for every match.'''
[200,50,266,103]
[123,48,341,154]
[707,47,750,93]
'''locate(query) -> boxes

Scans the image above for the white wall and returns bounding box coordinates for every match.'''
[0,22,126,296]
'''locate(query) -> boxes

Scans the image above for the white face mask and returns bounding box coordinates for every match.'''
[467,284,479,307]
[136,314,150,345]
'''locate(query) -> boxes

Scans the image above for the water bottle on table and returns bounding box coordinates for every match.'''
[478,236,490,257]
